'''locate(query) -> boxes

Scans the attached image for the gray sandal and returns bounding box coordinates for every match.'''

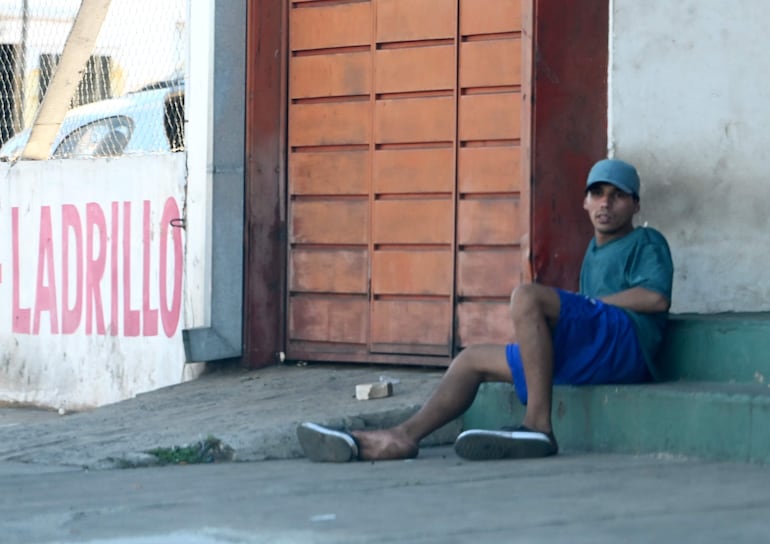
[297,422,360,463]
[454,425,558,461]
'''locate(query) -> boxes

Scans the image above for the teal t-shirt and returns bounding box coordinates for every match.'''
[579,226,674,379]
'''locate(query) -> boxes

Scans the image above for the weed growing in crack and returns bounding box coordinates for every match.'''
[147,436,235,465]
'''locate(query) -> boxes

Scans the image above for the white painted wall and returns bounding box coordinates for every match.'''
[609,0,770,313]
[183,0,215,330]
[0,156,204,410]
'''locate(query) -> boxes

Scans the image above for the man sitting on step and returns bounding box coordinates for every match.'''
[297,158,674,462]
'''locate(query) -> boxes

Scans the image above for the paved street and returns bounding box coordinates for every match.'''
[3,448,770,544]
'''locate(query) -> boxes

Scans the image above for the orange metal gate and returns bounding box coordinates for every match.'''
[286,0,529,365]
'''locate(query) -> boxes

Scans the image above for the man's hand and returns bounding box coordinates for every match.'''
[599,287,670,313]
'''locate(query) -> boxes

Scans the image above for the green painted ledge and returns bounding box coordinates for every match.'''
[463,382,770,464]
[656,313,770,383]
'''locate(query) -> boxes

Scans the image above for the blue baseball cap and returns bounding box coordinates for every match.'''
[586,159,640,198]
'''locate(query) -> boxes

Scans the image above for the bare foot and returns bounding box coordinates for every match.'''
[520,416,553,435]
[350,428,419,461]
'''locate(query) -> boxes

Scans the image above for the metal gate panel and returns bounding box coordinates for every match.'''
[377,0,456,42]
[457,199,523,246]
[289,151,369,195]
[455,0,525,349]
[373,148,454,193]
[370,300,453,354]
[376,47,455,94]
[291,200,368,245]
[288,0,376,360]
[457,250,520,297]
[290,249,368,294]
[374,97,455,144]
[458,147,521,193]
[289,296,369,346]
[458,94,521,141]
[372,251,452,295]
[289,2,371,50]
[373,200,453,245]
[460,0,522,35]
[246,0,608,368]
[289,102,371,147]
[461,40,522,88]
[291,53,371,98]
[287,0,529,363]
[369,1,457,357]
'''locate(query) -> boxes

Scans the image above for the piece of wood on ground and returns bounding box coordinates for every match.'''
[355,381,394,400]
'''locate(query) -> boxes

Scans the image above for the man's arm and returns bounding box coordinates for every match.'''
[599,287,670,314]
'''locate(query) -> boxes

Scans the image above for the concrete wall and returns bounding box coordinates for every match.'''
[0,156,204,410]
[609,0,770,313]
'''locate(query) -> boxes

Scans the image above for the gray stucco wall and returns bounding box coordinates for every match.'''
[610,0,770,313]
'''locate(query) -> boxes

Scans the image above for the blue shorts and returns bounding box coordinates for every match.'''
[506,289,649,405]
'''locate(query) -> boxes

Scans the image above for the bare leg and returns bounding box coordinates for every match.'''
[509,284,561,434]
[351,344,511,461]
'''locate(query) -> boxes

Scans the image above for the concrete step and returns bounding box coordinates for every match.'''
[463,381,770,464]
[656,313,770,384]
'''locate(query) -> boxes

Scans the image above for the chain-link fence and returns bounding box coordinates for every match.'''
[0,0,186,160]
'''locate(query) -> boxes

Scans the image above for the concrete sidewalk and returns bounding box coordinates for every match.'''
[4,359,770,469]
[0,362,458,469]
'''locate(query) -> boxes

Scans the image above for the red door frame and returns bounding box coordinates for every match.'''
[527,0,608,290]
[241,0,608,367]
[243,0,286,366]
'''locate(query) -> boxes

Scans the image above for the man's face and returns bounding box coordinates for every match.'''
[583,182,640,239]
